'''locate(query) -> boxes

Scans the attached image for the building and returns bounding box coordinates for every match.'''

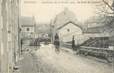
[1,0,20,73]
[0,0,2,72]
[57,21,83,43]
[53,8,88,45]
[20,16,35,39]
[84,17,114,47]
[19,16,36,48]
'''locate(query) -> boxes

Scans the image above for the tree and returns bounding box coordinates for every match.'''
[96,0,114,15]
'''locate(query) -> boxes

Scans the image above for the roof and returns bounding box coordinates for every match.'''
[84,26,105,33]
[20,16,35,27]
[57,21,83,30]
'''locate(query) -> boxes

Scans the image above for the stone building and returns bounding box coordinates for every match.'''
[1,0,20,73]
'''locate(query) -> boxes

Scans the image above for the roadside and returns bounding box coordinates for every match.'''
[13,51,38,73]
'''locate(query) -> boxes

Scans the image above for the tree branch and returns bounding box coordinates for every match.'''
[102,0,113,11]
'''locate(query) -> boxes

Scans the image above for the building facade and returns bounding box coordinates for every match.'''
[57,21,82,43]
[20,16,35,39]
[0,0,2,72]
[1,0,20,73]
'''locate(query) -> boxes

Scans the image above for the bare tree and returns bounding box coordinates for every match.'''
[96,0,114,15]
[102,0,113,10]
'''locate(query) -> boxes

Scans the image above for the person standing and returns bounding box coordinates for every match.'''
[72,35,75,51]
[20,39,23,54]
[54,33,60,53]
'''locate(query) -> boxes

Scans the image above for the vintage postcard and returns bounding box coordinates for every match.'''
[0,0,114,73]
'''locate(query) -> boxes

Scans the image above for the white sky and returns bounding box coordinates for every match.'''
[20,0,112,23]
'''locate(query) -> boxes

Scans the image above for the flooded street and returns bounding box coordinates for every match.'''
[16,44,113,73]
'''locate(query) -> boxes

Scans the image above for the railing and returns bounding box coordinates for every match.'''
[78,46,114,63]
[62,42,114,63]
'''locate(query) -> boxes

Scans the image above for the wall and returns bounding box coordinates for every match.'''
[58,23,89,45]
[21,26,34,33]
[21,26,35,38]
[0,0,2,72]
[1,0,19,73]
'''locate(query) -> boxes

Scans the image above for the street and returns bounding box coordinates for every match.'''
[1,1,114,73]
[15,44,113,73]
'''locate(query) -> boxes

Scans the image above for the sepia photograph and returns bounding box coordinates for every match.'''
[0,0,114,73]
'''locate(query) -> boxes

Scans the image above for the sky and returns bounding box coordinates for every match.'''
[20,0,112,24]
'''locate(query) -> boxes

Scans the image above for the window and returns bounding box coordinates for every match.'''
[20,28,21,31]
[67,29,70,32]
[27,28,30,31]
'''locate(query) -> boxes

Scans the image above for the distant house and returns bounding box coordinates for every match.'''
[57,21,82,43]
[20,16,35,39]
[53,8,88,45]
